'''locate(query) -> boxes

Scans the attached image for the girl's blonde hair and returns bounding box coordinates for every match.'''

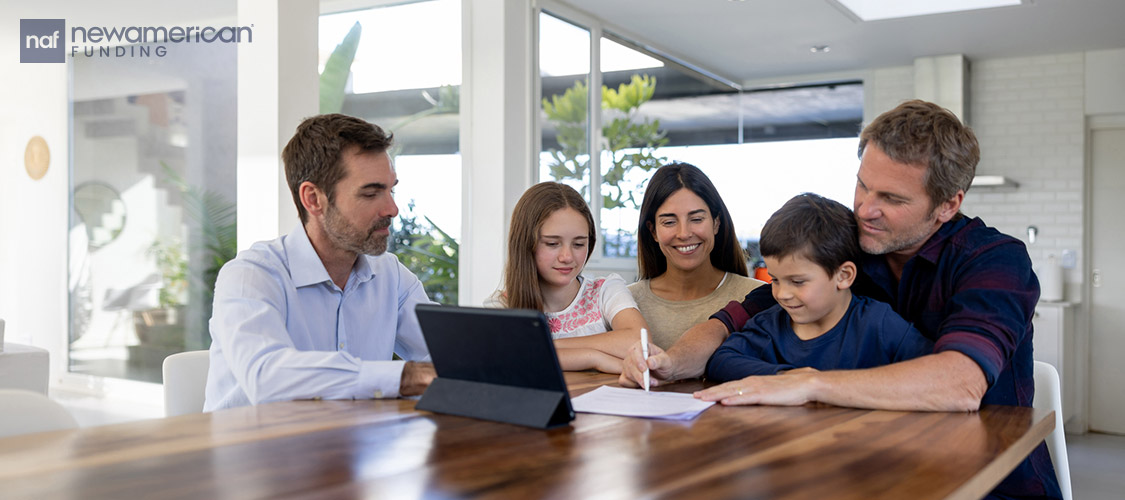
[502,182,596,311]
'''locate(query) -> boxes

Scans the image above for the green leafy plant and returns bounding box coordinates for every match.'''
[543,74,668,210]
[319,23,461,303]
[391,201,458,304]
[392,85,459,130]
[320,22,362,114]
[148,238,188,309]
[160,162,237,319]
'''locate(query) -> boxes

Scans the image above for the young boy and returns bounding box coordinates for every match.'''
[705,193,933,381]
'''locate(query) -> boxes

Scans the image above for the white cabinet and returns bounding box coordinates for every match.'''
[1032,302,1075,427]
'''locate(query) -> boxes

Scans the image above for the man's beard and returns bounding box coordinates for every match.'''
[856,210,939,256]
[323,202,393,256]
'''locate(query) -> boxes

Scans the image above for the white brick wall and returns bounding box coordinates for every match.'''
[867,66,915,122]
[965,53,1086,297]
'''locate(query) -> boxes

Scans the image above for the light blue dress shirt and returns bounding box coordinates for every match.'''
[203,224,432,411]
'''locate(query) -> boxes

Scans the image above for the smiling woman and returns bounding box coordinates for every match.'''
[628,163,766,350]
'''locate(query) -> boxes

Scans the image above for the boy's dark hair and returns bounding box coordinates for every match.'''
[759,193,859,276]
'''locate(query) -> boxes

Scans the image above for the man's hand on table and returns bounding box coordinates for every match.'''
[694,369,820,406]
[400,361,436,397]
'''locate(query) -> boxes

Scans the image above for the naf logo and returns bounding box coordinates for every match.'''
[21,19,66,63]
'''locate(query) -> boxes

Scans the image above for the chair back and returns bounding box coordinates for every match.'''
[163,350,210,417]
[1032,360,1073,500]
[0,389,79,438]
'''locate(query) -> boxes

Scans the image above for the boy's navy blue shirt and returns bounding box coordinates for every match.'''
[710,215,1061,500]
[706,295,933,381]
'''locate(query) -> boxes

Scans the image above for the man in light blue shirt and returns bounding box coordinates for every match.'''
[204,114,436,411]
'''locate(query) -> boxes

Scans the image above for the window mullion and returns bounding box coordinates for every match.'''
[588,24,603,250]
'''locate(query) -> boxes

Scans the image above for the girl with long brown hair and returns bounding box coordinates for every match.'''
[488,182,648,373]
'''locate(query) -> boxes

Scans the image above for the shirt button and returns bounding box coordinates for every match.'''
[373,391,383,398]
[339,342,345,349]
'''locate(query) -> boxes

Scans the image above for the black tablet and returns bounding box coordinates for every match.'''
[413,304,575,429]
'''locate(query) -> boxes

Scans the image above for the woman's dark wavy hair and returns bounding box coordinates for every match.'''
[636,162,747,280]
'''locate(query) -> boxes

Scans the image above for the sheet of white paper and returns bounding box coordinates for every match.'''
[571,386,715,420]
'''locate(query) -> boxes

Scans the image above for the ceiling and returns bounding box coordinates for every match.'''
[37,0,1125,88]
[559,0,1125,85]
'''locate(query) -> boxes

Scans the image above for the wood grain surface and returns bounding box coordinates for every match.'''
[0,372,1051,500]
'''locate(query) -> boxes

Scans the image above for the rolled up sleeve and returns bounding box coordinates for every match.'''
[710,285,776,332]
[933,240,1038,388]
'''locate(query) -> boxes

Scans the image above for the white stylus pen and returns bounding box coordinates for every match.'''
[640,328,650,392]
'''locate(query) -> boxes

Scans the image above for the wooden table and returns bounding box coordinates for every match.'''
[0,372,1052,499]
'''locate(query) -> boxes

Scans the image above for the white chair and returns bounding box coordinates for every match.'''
[0,336,51,395]
[163,350,210,417]
[0,389,79,438]
[1033,360,1072,500]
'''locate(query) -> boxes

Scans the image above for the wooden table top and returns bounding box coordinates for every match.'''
[0,372,1052,500]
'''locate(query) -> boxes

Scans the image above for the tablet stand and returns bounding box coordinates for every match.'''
[416,377,573,429]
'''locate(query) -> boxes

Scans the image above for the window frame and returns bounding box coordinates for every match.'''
[534,1,745,272]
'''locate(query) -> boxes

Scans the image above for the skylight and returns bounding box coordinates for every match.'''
[834,0,1023,21]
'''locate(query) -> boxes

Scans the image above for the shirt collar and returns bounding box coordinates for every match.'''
[285,223,377,289]
[352,249,376,285]
[286,223,333,288]
[914,214,969,264]
[856,214,970,297]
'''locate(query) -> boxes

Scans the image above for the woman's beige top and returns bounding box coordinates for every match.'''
[627,273,766,350]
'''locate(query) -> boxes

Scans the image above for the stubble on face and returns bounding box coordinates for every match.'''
[323,201,393,256]
[853,144,946,257]
[856,207,940,256]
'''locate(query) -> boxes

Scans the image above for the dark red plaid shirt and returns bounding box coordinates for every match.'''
[713,215,1061,500]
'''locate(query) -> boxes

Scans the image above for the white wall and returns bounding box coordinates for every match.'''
[236,0,317,247]
[969,53,1088,298]
[1085,48,1125,116]
[458,0,535,306]
[864,66,916,120]
[0,6,71,380]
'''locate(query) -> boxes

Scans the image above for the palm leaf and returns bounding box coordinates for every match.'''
[319,22,362,114]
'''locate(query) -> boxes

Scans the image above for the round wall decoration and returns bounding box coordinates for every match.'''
[24,135,50,180]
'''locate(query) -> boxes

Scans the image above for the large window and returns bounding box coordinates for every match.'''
[537,8,863,266]
[68,33,237,383]
[320,0,462,304]
[607,82,866,261]
[538,13,591,200]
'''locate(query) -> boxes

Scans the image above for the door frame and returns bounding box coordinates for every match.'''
[1081,114,1125,433]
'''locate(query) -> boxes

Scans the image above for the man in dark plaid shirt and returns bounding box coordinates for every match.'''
[623,100,1061,499]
